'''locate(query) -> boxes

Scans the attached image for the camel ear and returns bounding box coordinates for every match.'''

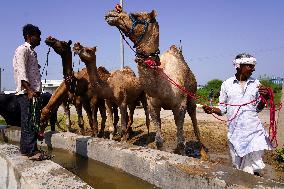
[149,10,157,19]
[67,40,72,46]
[92,46,97,52]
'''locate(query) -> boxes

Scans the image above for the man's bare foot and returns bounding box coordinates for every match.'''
[28,152,50,161]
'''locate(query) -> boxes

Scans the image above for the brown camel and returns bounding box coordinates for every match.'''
[40,75,93,134]
[73,42,150,140]
[41,68,117,135]
[43,36,105,136]
[105,9,208,160]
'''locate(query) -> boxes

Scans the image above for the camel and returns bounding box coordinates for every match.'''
[41,68,117,135]
[40,78,91,134]
[105,9,208,159]
[43,36,108,136]
[73,42,150,140]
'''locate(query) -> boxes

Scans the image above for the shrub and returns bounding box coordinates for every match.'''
[274,146,284,162]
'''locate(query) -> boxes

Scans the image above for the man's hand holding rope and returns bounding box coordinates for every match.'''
[202,105,222,116]
[257,86,271,112]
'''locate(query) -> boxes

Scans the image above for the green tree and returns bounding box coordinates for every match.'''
[197,79,223,105]
[259,78,282,105]
[206,79,223,94]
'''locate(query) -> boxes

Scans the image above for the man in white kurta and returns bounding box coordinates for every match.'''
[203,53,272,175]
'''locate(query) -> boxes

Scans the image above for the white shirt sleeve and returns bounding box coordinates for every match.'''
[219,82,228,115]
[14,46,29,83]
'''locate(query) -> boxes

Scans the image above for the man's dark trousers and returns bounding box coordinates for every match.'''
[17,94,39,156]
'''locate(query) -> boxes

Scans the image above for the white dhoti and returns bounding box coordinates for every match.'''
[229,142,265,174]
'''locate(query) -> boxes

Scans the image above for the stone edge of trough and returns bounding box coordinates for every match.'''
[3,127,284,189]
[0,142,92,189]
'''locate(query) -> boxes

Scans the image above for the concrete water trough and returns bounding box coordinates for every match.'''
[1,126,284,189]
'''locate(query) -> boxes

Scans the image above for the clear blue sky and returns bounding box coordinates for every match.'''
[0,0,283,91]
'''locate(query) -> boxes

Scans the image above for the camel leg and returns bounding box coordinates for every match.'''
[75,104,84,134]
[148,98,163,149]
[40,85,67,131]
[112,103,119,135]
[120,103,128,141]
[62,102,72,132]
[49,111,57,132]
[82,102,93,136]
[172,104,187,155]
[105,100,114,139]
[126,104,135,138]
[141,94,150,135]
[187,100,208,160]
[86,96,99,137]
[92,104,99,137]
[98,100,106,138]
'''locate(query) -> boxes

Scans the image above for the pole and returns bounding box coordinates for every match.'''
[120,0,125,69]
[0,67,2,93]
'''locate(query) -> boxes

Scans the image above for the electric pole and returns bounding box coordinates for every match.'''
[120,0,125,69]
[0,67,2,93]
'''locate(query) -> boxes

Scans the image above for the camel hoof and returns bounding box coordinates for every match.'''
[155,140,163,149]
[92,133,98,138]
[200,147,209,161]
[126,127,134,135]
[155,136,164,149]
[109,133,114,140]
[80,129,85,135]
[121,134,128,142]
[98,131,104,138]
[113,127,118,135]
[67,128,76,133]
[174,143,185,155]
[92,130,98,138]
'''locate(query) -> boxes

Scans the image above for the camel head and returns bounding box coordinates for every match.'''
[45,36,72,56]
[105,9,158,50]
[73,42,97,63]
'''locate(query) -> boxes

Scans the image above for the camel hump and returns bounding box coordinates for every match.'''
[121,66,136,76]
[169,45,179,52]
[97,66,110,74]
[168,45,183,57]
[162,45,185,63]
[110,66,136,77]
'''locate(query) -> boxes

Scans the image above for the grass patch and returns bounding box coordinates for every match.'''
[275,146,284,163]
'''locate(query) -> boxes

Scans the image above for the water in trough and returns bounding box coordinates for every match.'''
[0,126,158,189]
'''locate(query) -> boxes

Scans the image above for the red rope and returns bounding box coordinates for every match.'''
[153,67,281,148]
[258,88,280,148]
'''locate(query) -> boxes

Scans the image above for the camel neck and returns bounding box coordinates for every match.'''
[136,62,159,91]
[135,22,159,57]
[62,53,73,77]
[84,60,100,86]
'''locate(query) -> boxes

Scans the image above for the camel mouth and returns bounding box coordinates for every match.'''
[72,42,83,55]
[105,11,120,25]
[45,36,57,47]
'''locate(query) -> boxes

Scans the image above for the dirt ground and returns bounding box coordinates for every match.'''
[58,106,284,183]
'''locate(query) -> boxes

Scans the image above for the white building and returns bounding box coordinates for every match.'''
[270,76,283,85]
[41,80,63,94]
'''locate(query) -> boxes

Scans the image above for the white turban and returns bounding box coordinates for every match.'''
[233,56,256,69]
